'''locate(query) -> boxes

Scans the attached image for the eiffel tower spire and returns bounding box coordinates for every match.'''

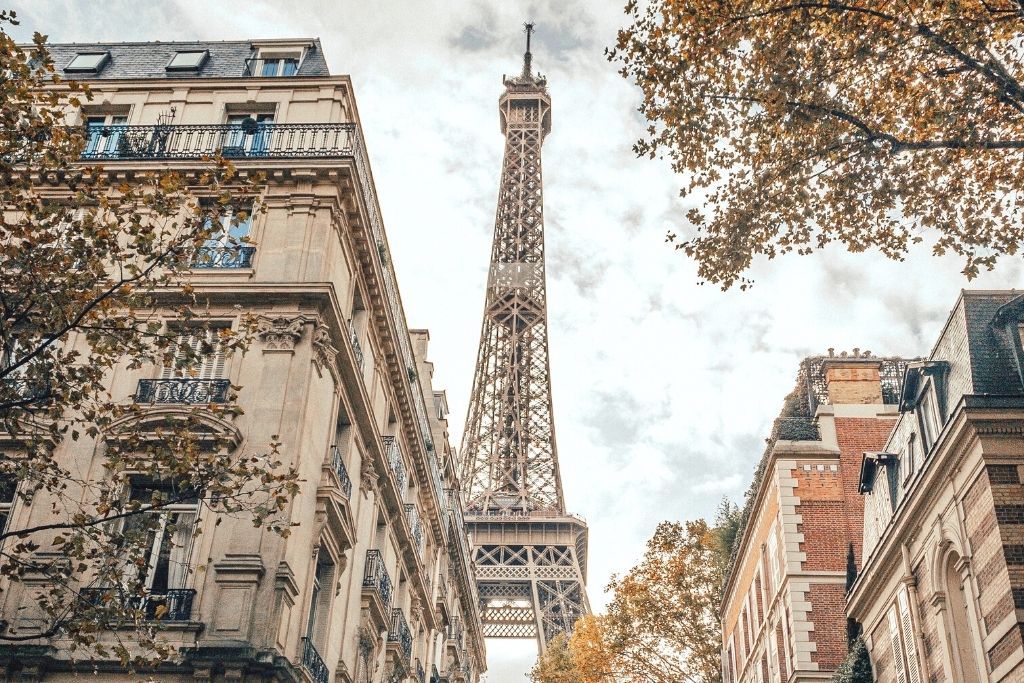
[459,25,590,652]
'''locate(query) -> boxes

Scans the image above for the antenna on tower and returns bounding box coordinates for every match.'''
[522,21,535,78]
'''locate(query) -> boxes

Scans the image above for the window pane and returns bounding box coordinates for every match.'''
[261,59,279,77]
[168,51,206,70]
[67,53,108,71]
[282,59,298,76]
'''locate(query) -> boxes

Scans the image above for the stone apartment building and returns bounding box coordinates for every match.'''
[0,40,485,682]
[721,353,906,683]
[849,290,1024,683]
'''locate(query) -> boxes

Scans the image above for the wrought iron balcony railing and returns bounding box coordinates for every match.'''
[79,587,196,621]
[75,123,360,161]
[192,244,256,269]
[382,436,407,494]
[301,637,330,683]
[136,378,230,405]
[347,319,364,370]
[417,660,426,683]
[362,549,393,609]
[431,664,441,683]
[404,503,423,551]
[329,445,353,498]
[388,608,413,663]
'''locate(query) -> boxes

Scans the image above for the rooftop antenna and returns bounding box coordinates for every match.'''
[522,21,534,78]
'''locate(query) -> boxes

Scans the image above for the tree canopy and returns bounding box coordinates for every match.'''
[610,1,1024,289]
[0,14,296,666]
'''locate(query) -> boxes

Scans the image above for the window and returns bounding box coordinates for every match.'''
[166,50,208,71]
[917,384,940,453]
[261,58,299,77]
[83,114,129,158]
[0,478,16,534]
[887,587,923,683]
[65,51,110,73]
[163,328,226,380]
[194,205,255,268]
[223,112,274,157]
[121,479,198,597]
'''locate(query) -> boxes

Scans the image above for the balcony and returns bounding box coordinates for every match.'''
[192,244,256,269]
[388,608,413,664]
[431,664,441,683]
[301,637,329,683]
[405,503,423,550]
[328,445,353,498]
[382,436,407,494]
[79,587,196,621]
[417,660,426,683]
[75,122,360,161]
[135,378,230,405]
[347,319,364,370]
[362,549,393,610]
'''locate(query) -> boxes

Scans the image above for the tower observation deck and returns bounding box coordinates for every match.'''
[459,25,590,653]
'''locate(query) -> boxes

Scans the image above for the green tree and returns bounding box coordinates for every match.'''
[0,13,296,666]
[610,1,1024,289]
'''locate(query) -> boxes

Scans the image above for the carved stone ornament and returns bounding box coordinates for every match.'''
[257,315,306,352]
[359,457,379,496]
[312,322,339,373]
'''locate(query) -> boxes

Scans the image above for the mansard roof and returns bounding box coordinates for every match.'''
[41,38,331,80]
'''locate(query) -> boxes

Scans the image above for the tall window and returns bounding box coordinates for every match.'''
[195,205,254,268]
[918,383,941,453]
[84,114,129,157]
[887,586,923,683]
[305,555,335,648]
[224,113,274,156]
[944,552,982,683]
[122,479,198,596]
[261,58,299,77]
[0,478,16,534]
[162,328,226,380]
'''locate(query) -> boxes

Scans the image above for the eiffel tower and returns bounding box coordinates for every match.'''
[459,24,590,654]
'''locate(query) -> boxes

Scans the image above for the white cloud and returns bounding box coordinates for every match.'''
[11,2,1023,680]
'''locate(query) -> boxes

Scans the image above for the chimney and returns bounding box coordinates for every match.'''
[822,355,884,405]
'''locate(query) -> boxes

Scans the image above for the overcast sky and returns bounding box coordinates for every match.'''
[11,1,1024,680]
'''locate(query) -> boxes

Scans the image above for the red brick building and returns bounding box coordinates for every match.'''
[849,291,1024,682]
[722,354,905,682]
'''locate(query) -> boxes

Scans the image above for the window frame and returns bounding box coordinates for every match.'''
[165,50,208,72]
[121,478,200,595]
[65,51,111,73]
[916,380,941,453]
[161,326,229,381]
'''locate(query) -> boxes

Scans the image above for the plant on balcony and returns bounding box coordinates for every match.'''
[0,17,298,667]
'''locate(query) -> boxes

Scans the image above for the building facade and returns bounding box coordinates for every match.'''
[0,40,485,682]
[722,354,905,683]
[850,291,1024,683]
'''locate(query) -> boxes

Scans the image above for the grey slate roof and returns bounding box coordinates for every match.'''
[43,39,330,80]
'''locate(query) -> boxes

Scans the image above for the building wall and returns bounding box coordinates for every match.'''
[0,41,485,683]
[850,292,1024,683]
[723,358,898,683]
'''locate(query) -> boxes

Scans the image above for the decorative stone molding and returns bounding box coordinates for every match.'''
[312,321,339,375]
[359,456,379,497]
[257,315,307,352]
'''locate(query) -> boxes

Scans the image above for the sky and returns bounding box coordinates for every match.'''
[10,1,1024,680]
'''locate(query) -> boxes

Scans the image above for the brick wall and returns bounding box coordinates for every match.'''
[983,461,1024,673]
[871,617,894,683]
[836,417,897,567]
[807,583,847,669]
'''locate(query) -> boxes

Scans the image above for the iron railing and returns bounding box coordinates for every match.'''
[382,436,407,494]
[347,319,365,370]
[417,660,426,683]
[362,549,393,609]
[431,664,441,683]
[404,503,423,550]
[192,244,256,269]
[75,123,360,161]
[301,637,330,683]
[79,587,196,621]
[329,445,353,498]
[136,378,230,404]
[388,608,413,663]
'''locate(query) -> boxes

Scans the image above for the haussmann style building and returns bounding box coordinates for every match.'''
[721,352,909,683]
[850,290,1024,683]
[0,39,486,683]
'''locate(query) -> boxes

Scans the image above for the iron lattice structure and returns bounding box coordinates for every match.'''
[459,27,590,653]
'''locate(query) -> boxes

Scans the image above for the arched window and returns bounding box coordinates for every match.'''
[943,551,982,683]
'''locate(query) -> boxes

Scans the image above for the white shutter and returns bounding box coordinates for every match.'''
[888,605,908,683]
[163,329,224,379]
[898,588,922,683]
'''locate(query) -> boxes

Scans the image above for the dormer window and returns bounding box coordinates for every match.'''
[166,50,208,72]
[245,43,310,77]
[65,51,110,73]
[259,57,298,77]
